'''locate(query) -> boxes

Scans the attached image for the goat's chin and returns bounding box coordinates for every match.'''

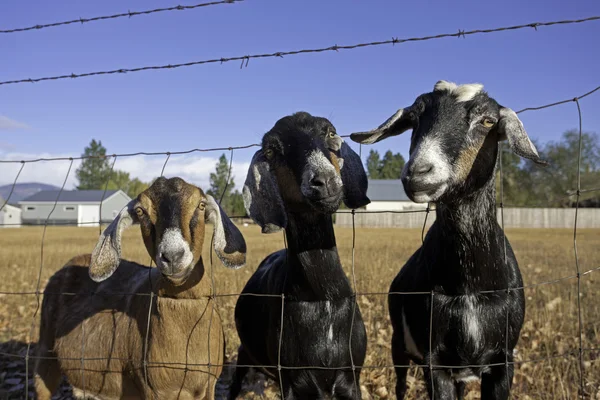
[159,267,194,286]
[407,183,448,203]
[308,195,342,214]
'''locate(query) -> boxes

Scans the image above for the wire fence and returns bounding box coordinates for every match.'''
[0,9,599,400]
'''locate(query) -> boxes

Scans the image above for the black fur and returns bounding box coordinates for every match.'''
[230,112,368,399]
[351,83,543,399]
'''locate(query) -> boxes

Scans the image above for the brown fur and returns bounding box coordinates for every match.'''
[35,179,231,400]
[455,137,487,182]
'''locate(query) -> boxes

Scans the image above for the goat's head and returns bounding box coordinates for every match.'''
[243,112,370,233]
[351,80,547,203]
[89,177,246,283]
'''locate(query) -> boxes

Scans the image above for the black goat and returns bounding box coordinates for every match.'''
[229,112,371,399]
[351,81,547,400]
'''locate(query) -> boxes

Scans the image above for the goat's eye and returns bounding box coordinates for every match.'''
[328,130,336,138]
[481,118,495,128]
[134,207,144,217]
[264,149,274,160]
[198,202,206,211]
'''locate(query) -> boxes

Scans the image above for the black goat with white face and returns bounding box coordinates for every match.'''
[352,81,547,400]
[229,112,370,399]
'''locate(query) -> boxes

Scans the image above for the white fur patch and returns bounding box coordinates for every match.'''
[156,228,193,270]
[462,295,481,348]
[401,137,451,202]
[456,374,479,383]
[307,150,336,173]
[434,80,458,92]
[253,163,262,191]
[402,310,422,359]
[301,150,341,194]
[434,80,484,103]
[325,301,334,342]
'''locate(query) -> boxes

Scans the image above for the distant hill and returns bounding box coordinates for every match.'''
[0,182,61,204]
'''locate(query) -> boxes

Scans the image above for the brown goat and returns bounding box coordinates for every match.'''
[34,177,247,400]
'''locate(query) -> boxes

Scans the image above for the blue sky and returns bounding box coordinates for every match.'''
[1,0,599,189]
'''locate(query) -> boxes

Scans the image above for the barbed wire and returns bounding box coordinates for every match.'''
[0,16,598,86]
[0,0,242,34]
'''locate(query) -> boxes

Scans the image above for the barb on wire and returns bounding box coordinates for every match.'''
[0,0,243,34]
[1,16,598,86]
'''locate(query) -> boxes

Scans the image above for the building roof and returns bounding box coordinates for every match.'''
[367,179,410,201]
[1,203,21,212]
[19,190,120,203]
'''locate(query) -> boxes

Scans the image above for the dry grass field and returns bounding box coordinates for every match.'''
[0,225,598,399]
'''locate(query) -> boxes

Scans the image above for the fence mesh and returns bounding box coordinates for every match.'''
[0,10,599,400]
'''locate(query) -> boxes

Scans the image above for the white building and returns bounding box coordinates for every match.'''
[19,190,131,227]
[0,198,22,227]
[364,179,426,211]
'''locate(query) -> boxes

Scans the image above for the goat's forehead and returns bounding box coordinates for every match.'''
[264,128,328,154]
[143,179,203,211]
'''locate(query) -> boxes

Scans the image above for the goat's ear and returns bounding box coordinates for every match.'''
[498,107,548,166]
[242,150,287,233]
[337,140,370,209]
[350,108,412,144]
[205,195,247,269]
[89,199,139,282]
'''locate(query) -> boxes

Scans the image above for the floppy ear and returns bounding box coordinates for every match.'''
[205,195,247,269]
[242,150,287,233]
[498,107,548,166]
[350,108,412,144]
[89,200,139,282]
[338,140,370,209]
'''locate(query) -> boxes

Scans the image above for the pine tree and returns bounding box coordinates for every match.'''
[75,139,111,190]
[366,150,381,179]
[207,154,236,214]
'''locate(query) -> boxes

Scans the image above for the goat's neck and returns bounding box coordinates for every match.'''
[437,178,497,236]
[284,212,353,301]
[154,258,212,300]
[431,177,507,292]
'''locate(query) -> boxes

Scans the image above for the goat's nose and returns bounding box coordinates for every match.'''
[411,162,434,177]
[309,175,326,188]
[159,249,185,266]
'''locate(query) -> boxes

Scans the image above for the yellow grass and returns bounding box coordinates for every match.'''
[0,226,598,399]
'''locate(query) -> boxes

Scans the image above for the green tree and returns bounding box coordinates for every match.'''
[379,150,406,179]
[76,139,111,190]
[106,170,149,199]
[365,149,405,179]
[366,150,381,179]
[531,130,600,207]
[127,178,149,198]
[495,130,600,207]
[207,154,236,215]
[230,190,246,217]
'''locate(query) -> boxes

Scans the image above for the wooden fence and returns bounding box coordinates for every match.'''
[335,208,600,229]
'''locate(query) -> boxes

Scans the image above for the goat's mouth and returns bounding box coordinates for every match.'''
[403,180,448,203]
[158,265,194,283]
[307,191,343,213]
